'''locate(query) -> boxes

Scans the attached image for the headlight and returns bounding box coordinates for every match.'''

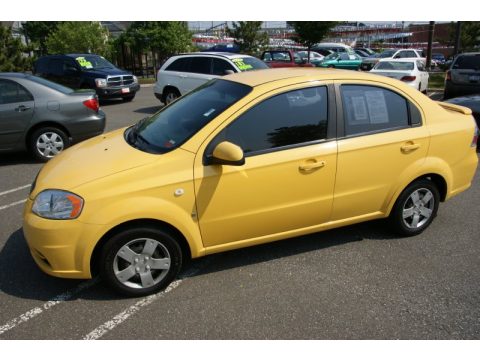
[133,75,138,83]
[95,78,107,88]
[32,190,84,220]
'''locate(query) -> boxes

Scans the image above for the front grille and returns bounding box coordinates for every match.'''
[106,75,134,87]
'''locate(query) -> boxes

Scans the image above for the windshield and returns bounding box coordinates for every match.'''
[232,57,269,71]
[126,79,252,154]
[375,61,414,70]
[26,75,74,94]
[75,55,116,70]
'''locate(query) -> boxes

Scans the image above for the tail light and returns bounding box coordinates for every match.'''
[472,125,479,148]
[446,70,451,81]
[83,98,99,113]
[400,76,416,82]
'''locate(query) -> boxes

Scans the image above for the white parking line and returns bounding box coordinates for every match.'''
[0,199,27,211]
[0,278,98,336]
[83,279,182,340]
[0,185,30,197]
[83,262,209,340]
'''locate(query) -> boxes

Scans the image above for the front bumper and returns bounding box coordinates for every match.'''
[23,199,103,279]
[96,83,140,99]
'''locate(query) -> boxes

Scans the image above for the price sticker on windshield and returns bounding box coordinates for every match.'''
[76,57,93,69]
[232,58,253,71]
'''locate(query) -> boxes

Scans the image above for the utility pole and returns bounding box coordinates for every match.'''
[426,21,435,70]
[454,21,462,56]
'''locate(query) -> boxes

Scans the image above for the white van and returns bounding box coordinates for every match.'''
[312,42,353,54]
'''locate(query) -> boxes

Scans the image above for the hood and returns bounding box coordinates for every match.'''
[32,128,159,197]
[82,67,131,78]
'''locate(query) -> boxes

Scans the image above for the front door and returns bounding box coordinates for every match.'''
[194,84,337,249]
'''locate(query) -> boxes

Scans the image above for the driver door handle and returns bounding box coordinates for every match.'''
[299,160,326,171]
[401,143,420,152]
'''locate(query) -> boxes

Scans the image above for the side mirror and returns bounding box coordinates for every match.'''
[208,141,245,166]
[224,69,235,75]
[66,66,79,73]
[393,55,400,59]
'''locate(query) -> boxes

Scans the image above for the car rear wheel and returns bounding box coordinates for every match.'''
[100,227,183,297]
[29,126,69,162]
[163,88,180,105]
[390,179,440,236]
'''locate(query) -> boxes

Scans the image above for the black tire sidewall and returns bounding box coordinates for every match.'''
[100,227,183,297]
[390,179,440,236]
[29,126,69,162]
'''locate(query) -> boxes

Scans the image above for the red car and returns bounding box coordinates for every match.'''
[261,50,315,68]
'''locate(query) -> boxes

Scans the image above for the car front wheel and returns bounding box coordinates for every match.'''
[390,179,440,236]
[100,227,183,297]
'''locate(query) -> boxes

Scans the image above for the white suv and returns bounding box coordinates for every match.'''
[154,52,269,104]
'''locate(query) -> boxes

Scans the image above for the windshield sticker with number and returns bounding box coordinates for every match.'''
[76,57,93,69]
[232,58,253,71]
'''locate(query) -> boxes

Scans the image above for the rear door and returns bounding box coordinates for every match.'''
[0,79,35,150]
[331,82,429,221]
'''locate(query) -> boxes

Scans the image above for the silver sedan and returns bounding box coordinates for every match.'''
[0,73,105,161]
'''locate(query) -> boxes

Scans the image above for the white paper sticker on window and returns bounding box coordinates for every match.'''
[350,96,368,123]
[365,90,389,124]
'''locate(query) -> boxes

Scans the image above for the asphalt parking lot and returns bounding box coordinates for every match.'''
[0,87,479,340]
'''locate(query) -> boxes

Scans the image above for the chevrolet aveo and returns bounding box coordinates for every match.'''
[23,68,478,296]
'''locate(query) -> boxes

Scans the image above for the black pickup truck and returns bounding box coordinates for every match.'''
[33,54,140,101]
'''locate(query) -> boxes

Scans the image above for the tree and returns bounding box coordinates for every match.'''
[227,21,269,56]
[460,21,480,51]
[46,22,109,56]
[287,21,337,63]
[21,21,60,56]
[0,24,29,72]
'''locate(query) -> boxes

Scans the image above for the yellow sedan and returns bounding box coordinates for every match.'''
[23,68,478,296]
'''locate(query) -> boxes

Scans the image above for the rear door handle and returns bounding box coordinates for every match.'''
[15,105,31,112]
[401,143,420,152]
[299,160,326,171]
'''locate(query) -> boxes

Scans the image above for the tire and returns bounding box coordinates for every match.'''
[122,95,135,102]
[389,179,440,236]
[163,88,180,105]
[29,126,69,162]
[100,227,183,297]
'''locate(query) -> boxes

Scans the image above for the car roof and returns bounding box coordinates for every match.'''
[0,72,30,79]
[66,54,102,58]
[378,58,420,62]
[223,67,392,87]
[177,52,253,59]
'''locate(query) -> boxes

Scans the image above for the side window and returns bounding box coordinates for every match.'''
[208,86,328,155]
[188,57,212,74]
[262,53,272,61]
[63,59,78,72]
[0,79,33,105]
[339,53,350,60]
[212,59,236,76]
[341,85,409,136]
[48,59,65,76]
[165,57,190,72]
[409,101,422,125]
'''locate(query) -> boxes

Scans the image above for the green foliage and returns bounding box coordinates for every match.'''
[227,21,269,56]
[287,21,337,50]
[21,21,60,55]
[0,24,29,72]
[120,21,193,60]
[460,21,480,51]
[46,22,109,56]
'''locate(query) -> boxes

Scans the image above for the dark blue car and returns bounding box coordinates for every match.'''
[34,54,140,101]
